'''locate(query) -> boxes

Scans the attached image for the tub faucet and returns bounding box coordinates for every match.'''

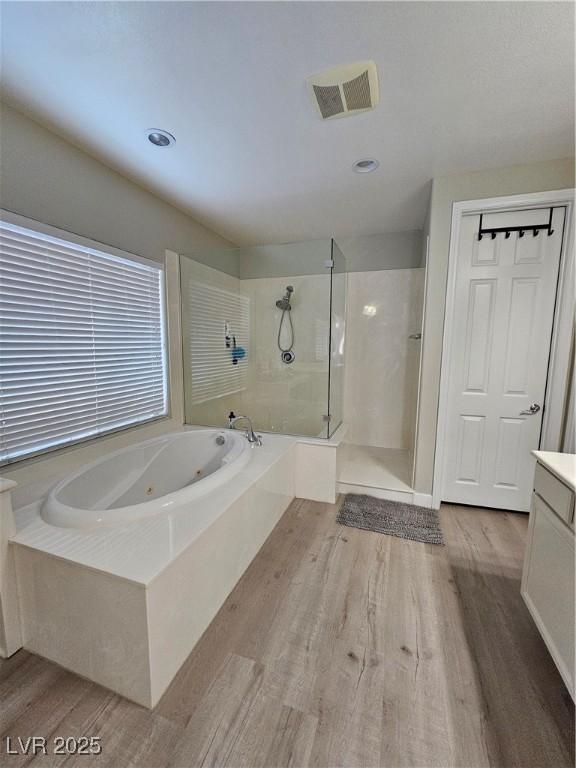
[228,415,262,446]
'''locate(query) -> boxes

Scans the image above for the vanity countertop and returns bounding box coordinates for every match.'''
[532,451,576,492]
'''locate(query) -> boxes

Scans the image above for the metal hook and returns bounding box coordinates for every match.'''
[491,232,496,240]
[519,229,525,238]
[533,228,539,237]
[548,229,554,236]
[478,233,483,241]
[505,231,511,239]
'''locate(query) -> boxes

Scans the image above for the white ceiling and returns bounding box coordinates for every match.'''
[1,2,573,245]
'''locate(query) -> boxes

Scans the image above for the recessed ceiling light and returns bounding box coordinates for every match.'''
[146,129,176,147]
[353,158,379,173]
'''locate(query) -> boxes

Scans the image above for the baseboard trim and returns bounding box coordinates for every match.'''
[413,492,435,509]
[338,483,434,508]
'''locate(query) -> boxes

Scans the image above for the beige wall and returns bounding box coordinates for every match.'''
[189,231,423,280]
[337,231,424,272]
[414,157,575,494]
[0,105,233,506]
[0,104,235,270]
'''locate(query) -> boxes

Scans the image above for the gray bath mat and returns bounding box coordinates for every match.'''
[337,494,444,545]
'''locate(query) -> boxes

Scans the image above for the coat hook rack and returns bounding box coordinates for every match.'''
[477,207,555,241]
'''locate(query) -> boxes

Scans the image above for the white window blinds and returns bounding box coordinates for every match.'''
[0,218,168,465]
[187,281,250,404]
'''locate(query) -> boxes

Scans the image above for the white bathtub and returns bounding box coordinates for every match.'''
[41,429,250,528]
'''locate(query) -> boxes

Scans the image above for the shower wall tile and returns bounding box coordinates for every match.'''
[344,269,424,449]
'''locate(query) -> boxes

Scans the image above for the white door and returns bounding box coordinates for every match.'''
[441,207,565,511]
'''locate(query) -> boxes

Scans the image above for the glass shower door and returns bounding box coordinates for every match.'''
[238,241,332,437]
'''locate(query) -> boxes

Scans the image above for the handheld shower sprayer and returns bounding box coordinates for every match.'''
[275,285,294,311]
[276,286,295,363]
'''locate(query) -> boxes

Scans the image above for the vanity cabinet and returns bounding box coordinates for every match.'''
[521,453,575,700]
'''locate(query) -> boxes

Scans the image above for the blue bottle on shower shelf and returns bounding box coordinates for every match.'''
[231,336,246,365]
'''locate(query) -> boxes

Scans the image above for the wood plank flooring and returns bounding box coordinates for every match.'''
[1,498,574,767]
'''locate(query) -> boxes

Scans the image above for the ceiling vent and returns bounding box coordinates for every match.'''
[307,61,379,120]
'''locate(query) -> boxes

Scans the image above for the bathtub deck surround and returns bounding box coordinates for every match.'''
[11,433,295,707]
[6,426,345,706]
[0,478,21,658]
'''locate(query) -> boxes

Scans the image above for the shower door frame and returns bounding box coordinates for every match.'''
[326,238,347,439]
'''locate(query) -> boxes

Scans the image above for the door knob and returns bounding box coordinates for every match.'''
[519,403,541,415]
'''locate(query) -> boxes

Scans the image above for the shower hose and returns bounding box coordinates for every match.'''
[277,308,294,354]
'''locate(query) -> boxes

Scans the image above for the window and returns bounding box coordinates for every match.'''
[0,214,168,465]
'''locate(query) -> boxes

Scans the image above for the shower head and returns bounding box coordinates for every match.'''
[275,286,294,311]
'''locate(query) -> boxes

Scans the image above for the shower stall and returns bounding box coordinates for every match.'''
[180,239,346,439]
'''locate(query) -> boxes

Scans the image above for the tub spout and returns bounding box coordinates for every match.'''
[228,415,262,446]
